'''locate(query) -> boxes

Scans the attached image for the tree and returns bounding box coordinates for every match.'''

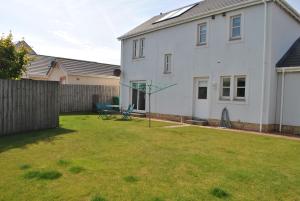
[0,33,30,79]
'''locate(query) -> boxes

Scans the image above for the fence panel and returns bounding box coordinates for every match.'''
[0,79,59,136]
[59,85,119,113]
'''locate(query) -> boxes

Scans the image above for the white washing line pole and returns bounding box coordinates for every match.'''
[279,69,286,132]
[259,0,268,132]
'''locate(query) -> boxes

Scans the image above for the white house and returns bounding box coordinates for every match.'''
[118,0,300,134]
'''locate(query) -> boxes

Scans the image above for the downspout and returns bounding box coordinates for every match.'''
[120,40,124,110]
[279,68,285,132]
[259,0,268,132]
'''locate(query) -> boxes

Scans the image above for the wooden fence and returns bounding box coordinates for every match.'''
[59,85,119,113]
[0,79,60,136]
[0,80,119,136]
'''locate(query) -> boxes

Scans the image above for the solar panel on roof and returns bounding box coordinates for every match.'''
[154,3,198,24]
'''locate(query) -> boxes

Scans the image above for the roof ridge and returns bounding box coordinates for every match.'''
[36,54,120,66]
[160,1,200,15]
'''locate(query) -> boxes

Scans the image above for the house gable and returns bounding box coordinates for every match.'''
[118,0,300,40]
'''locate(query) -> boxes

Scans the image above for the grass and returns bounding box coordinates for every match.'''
[19,164,31,170]
[57,159,71,166]
[69,166,84,174]
[23,170,62,180]
[210,187,230,199]
[0,114,300,201]
[123,175,139,183]
[90,195,107,201]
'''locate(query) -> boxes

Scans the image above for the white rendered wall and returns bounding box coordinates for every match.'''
[121,3,300,125]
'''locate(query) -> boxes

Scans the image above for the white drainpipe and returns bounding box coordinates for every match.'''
[279,68,286,132]
[259,0,268,132]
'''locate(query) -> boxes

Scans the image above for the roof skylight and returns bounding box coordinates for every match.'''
[154,3,198,24]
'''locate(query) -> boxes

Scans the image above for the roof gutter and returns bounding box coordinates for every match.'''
[118,0,276,40]
[276,66,300,72]
[275,0,300,23]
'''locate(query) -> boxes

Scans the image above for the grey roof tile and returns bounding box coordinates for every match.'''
[277,37,300,67]
[119,0,260,39]
[27,55,120,77]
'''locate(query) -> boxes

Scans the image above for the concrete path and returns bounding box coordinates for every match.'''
[137,117,300,141]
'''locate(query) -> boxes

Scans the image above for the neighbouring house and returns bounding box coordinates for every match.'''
[118,0,300,134]
[18,41,120,86]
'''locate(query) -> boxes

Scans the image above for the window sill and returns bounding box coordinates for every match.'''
[196,43,208,48]
[163,72,172,75]
[233,98,246,102]
[228,37,243,44]
[218,99,248,105]
[229,37,242,41]
[132,57,145,62]
[219,98,231,101]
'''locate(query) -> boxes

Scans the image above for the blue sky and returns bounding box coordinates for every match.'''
[1,0,300,65]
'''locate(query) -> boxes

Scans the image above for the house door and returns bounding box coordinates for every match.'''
[131,81,146,112]
[193,78,209,119]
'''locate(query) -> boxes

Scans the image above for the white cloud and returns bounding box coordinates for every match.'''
[51,30,90,47]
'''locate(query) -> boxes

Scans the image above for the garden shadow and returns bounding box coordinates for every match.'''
[0,127,76,153]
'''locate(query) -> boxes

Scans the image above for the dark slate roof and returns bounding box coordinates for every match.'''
[277,37,300,68]
[28,55,120,77]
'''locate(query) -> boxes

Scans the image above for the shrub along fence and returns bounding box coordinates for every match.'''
[0,79,60,136]
[59,85,119,113]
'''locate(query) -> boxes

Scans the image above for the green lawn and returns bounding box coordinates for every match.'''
[0,114,300,201]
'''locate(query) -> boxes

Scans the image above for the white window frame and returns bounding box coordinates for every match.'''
[234,75,246,101]
[220,76,231,100]
[133,40,139,59]
[130,81,147,112]
[197,22,208,46]
[164,54,172,74]
[230,14,242,40]
[139,38,145,58]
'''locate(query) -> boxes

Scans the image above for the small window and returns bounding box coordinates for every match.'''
[133,40,138,58]
[139,38,145,58]
[234,76,246,100]
[197,23,207,45]
[164,54,172,74]
[198,81,208,99]
[230,15,241,40]
[220,77,231,100]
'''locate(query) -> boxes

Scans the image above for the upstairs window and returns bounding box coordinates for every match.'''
[220,76,231,100]
[133,40,138,59]
[197,23,207,45]
[164,54,172,74]
[139,38,145,58]
[230,15,241,40]
[234,76,246,100]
